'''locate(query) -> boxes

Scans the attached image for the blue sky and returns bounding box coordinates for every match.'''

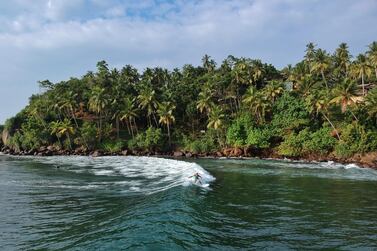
[1,0,377,123]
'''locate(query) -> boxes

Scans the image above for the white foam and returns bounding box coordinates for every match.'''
[20,156,216,194]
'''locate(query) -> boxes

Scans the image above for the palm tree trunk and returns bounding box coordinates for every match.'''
[167,123,171,147]
[133,118,138,134]
[66,132,72,150]
[129,119,134,139]
[116,116,120,139]
[321,70,328,91]
[322,112,341,140]
[153,113,158,127]
[362,73,365,96]
[99,111,102,143]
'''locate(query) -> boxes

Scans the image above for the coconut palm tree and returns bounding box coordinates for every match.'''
[295,74,316,97]
[137,87,158,126]
[157,101,176,146]
[263,80,284,103]
[367,41,377,78]
[50,119,75,149]
[330,78,361,120]
[196,89,214,114]
[202,54,216,73]
[242,87,269,123]
[120,96,138,138]
[315,96,341,140]
[351,54,373,96]
[88,86,109,142]
[365,87,377,124]
[311,49,331,90]
[334,43,351,77]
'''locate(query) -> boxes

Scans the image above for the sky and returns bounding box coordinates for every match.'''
[1,0,377,124]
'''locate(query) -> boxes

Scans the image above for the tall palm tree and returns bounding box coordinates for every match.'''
[157,101,176,146]
[334,43,351,77]
[120,96,138,138]
[242,87,269,123]
[137,87,158,126]
[207,106,224,130]
[330,78,361,120]
[351,54,373,96]
[88,86,109,142]
[202,54,216,73]
[311,49,330,90]
[296,74,316,97]
[367,41,377,78]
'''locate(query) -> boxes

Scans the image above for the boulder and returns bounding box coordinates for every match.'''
[47,145,55,152]
[173,151,184,157]
[121,150,128,156]
[223,148,233,156]
[231,148,243,157]
[91,150,102,157]
[185,152,193,158]
[216,151,223,157]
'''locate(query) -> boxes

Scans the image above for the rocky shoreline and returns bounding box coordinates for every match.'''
[1,145,377,170]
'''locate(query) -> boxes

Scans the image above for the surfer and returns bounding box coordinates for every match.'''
[189,172,202,185]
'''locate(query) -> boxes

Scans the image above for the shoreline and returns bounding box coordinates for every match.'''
[1,147,376,170]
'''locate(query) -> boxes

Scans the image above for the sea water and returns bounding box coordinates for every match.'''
[1,155,377,250]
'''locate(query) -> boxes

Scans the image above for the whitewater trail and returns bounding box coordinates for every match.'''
[20,156,216,194]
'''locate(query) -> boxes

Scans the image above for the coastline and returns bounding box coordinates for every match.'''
[1,146,376,170]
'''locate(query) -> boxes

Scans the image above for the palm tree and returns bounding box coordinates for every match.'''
[120,96,138,138]
[252,60,264,83]
[137,87,158,126]
[263,80,284,103]
[304,42,316,65]
[202,54,216,73]
[196,89,214,114]
[88,86,109,142]
[334,43,351,77]
[314,96,340,140]
[367,41,377,78]
[365,87,377,124]
[242,87,269,123]
[311,49,330,90]
[157,101,176,146]
[296,74,316,97]
[50,119,75,149]
[351,54,373,96]
[207,106,224,130]
[330,78,361,114]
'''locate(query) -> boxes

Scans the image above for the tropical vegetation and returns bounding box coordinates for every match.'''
[2,42,377,161]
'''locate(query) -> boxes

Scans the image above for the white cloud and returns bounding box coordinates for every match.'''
[0,0,377,123]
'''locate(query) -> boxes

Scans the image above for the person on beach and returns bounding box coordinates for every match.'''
[189,172,202,185]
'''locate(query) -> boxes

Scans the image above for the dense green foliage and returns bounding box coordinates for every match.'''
[3,42,377,159]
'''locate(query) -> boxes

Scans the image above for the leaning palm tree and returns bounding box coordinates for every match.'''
[311,49,331,90]
[157,101,176,146]
[367,41,377,78]
[351,54,373,96]
[315,95,340,140]
[330,78,361,118]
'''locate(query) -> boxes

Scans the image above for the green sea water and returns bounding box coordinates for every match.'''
[1,155,377,250]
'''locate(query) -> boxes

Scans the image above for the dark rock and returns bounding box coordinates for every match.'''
[39,146,47,152]
[223,148,233,157]
[47,145,55,152]
[173,151,184,157]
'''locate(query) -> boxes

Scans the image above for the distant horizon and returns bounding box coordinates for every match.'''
[1,0,377,123]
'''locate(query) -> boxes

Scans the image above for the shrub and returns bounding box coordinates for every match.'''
[182,129,218,154]
[100,140,125,153]
[246,127,271,149]
[226,114,254,147]
[303,127,336,155]
[278,129,310,157]
[335,123,377,158]
[128,127,163,151]
[76,122,97,150]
